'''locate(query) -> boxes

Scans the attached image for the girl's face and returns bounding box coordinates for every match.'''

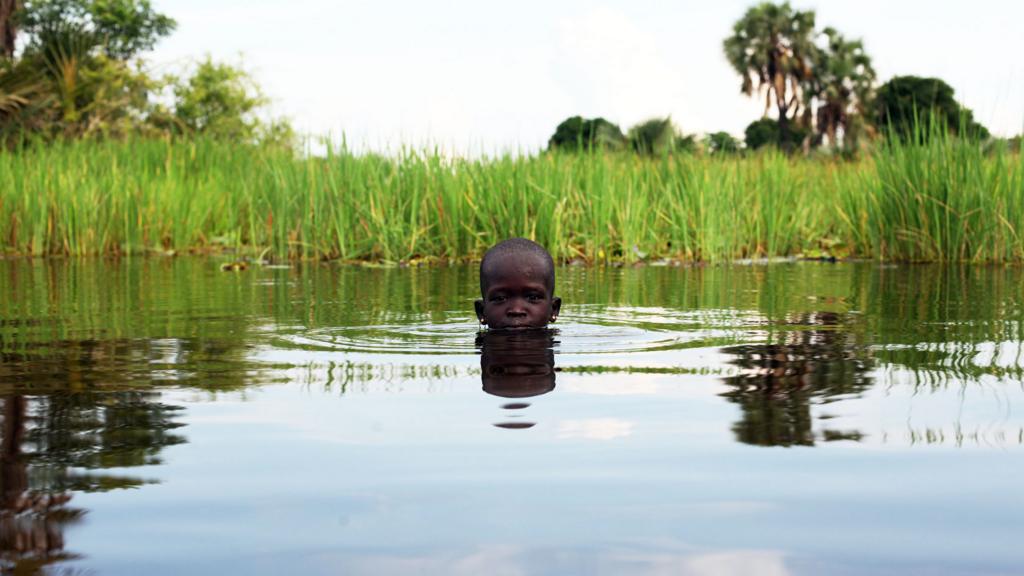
[475,256,560,330]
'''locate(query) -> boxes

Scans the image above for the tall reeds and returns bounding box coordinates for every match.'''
[0,137,1020,262]
[834,129,1024,261]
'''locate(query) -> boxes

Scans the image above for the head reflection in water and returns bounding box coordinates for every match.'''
[477,330,558,429]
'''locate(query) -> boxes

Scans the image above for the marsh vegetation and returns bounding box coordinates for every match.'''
[1,134,1021,263]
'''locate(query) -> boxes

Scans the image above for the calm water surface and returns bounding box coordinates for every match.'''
[1,260,1022,575]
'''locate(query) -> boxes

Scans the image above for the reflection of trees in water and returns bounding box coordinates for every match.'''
[2,392,186,573]
[0,336,256,393]
[0,337,189,574]
[2,396,82,573]
[24,392,187,491]
[720,312,873,447]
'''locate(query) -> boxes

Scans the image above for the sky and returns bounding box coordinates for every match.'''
[150,0,1024,154]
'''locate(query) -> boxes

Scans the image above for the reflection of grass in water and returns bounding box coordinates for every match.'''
[297,361,469,394]
[2,259,1023,394]
[902,426,1024,448]
[297,362,726,389]
[560,365,727,376]
[876,342,1024,390]
[1,138,1021,262]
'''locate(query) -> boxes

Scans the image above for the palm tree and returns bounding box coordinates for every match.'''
[0,61,41,114]
[627,117,682,155]
[723,2,817,136]
[808,27,875,150]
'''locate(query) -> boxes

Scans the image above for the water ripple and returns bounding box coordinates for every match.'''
[274,306,761,356]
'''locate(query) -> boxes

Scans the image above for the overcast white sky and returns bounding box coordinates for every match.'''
[150,0,1024,154]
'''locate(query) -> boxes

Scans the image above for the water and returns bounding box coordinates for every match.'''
[1,259,1022,575]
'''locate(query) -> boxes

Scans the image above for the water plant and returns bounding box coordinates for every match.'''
[0,137,1020,263]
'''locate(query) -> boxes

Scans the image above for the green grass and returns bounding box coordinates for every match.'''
[0,137,1021,262]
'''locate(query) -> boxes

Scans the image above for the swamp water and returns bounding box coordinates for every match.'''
[0,259,1022,575]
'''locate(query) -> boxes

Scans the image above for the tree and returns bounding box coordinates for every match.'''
[675,133,698,154]
[170,58,269,142]
[807,27,875,150]
[166,58,294,147]
[749,117,778,148]
[744,117,779,150]
[88,0,174,59]
[0,20,157,139]
[723,2,817,136]
[19,0,175,59]
[548,115,626,151]
[0,1,294,145]
[0,57,47,135]
[743,117,807,151]
[0,0,18,59]
[0,0,173,140]
[627,117,694,155]
[704,131,741,154]
[874,75,989,141]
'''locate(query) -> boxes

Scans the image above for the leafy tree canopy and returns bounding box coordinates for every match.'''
[170,58,268,142]
[725,3,878,153]
[723,1,817,128]
[808,27,875,150]
[704,131,741,154]
[744,118,779,150]
[548,115,626,152]
[628,117,695,155]
[0,1,293,147]
[875,75,989,141]
[19,0,175,59]
[743,117,807,151]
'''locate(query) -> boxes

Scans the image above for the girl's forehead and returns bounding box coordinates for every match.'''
[484,251,545,269]
[483,258,552,286]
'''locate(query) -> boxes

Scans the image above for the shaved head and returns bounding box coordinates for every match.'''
[480,238,555,296]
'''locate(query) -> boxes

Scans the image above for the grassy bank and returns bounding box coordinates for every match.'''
[1,137,1021,262]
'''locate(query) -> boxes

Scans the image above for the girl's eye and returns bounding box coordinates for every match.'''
[490,295,506,303]
[527,294,543,302]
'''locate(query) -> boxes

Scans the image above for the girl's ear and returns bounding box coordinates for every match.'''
[474,299,486,324]
[550,297,562,322]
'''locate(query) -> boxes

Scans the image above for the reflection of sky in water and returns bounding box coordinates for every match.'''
[69,381,1022,575]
